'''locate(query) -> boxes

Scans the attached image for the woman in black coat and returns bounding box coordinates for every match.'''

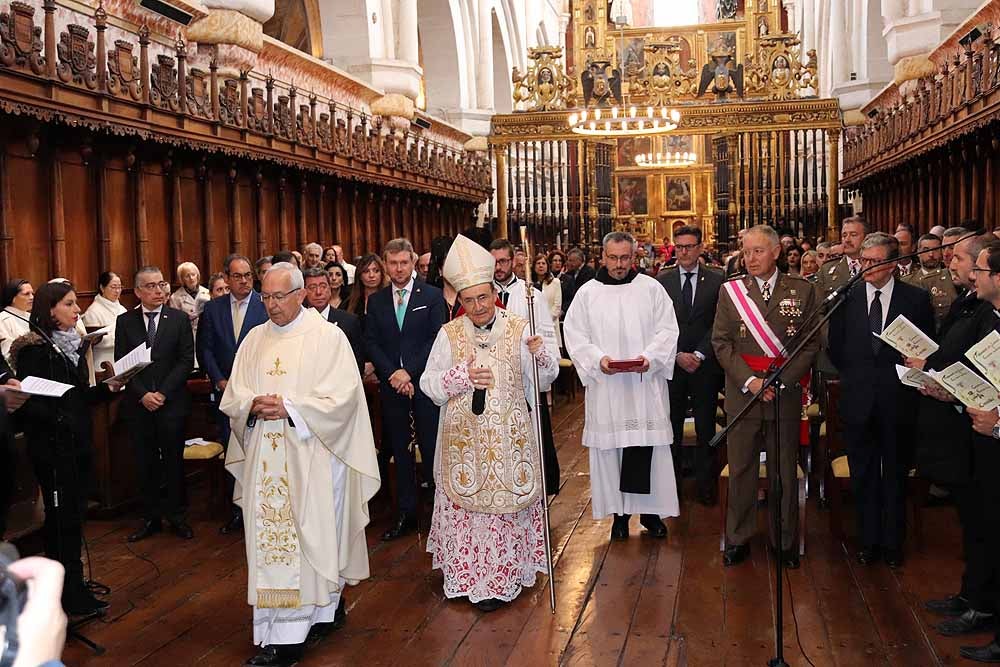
[11,281,118,616]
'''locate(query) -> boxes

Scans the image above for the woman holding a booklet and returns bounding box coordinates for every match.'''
[8,280,122,617]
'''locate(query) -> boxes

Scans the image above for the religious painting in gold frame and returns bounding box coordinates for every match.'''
[617,175,648,216]
[617,137,652,168]
[664,174,695,214]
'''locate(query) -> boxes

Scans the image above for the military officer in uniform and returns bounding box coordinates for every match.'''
[902,233,957,332]
[712,225,819,569]
[815,216,868,300]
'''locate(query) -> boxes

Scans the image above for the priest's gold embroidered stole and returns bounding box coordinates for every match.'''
[440,311,540,514]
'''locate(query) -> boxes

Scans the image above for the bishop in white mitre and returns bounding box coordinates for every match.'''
[420,235,559,613]
[563,232,680,541]
[221,262,380,667]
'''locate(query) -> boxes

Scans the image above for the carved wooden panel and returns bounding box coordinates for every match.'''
[296,104,313,146]
[246,87,267,132]
[107,39,140,100]
[273,94,292,140]
[57,24,96,89]
[186,67,211,118]
[317,112,331,150]
[150,54,179,111]
[219,78,243,126]
[0,1,44,75]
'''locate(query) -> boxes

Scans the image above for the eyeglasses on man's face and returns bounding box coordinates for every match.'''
[139,281,170,291]
[228,271,254,282]
[260,287,301,303]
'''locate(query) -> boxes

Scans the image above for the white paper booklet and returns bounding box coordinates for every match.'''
[935,361,1000,411]
[18,376,74,397]
[877,314,938,360]
[105,342,152,385]
[965,330,1000,391]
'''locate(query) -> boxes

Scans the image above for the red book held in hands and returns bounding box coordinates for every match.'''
[608,358,645,371]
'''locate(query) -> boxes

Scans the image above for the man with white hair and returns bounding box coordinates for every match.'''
[564,231,680,542]
[221,262,380,666]
[712,224,818,568]
[302,243,324,270]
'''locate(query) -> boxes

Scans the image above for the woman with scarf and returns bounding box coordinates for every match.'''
[10,281,120,616]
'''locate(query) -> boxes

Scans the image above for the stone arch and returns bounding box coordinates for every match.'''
[417,0,469,113]
[491,7,514,113]
[263,0,323,58]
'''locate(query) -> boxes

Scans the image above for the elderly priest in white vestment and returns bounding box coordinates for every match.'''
[564,231,681,541]
[221,262,381,667]
[421,235,559,613]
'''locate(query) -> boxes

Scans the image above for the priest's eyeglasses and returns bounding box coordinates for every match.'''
[260,287,301,303]
[460,293,495,308]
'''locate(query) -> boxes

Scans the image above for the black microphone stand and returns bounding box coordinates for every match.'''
[3,309,107,656]
[705,237,955,667]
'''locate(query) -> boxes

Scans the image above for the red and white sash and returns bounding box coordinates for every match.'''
[723,278,786,358]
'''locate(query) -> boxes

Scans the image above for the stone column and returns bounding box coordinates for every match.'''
[397,0,419,65]
[381,0,396,60]
[476,0,494,110]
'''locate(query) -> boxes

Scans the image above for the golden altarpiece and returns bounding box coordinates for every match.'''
[490,0,842,252]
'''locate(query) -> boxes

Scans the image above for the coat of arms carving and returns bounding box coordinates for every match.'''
[317,112,332,150]
[107,40,141,101]
[186,68,211,118]
[150,54,179,111]
[218,78,243,126]
[57,24,96,89]
[296,104,313,145]
[247,87,266,132]
[273,95,293,140]
[0,1,44,75]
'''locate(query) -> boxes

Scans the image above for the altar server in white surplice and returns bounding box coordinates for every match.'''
[421,235,558,613]
[563,231,680,542]
[221,262,380,667]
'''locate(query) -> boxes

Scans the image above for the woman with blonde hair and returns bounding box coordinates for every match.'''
[168,261,210,340]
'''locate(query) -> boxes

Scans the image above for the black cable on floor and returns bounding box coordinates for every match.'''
[784,568,818,667]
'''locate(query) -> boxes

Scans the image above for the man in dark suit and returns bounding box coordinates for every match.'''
[196,253,268,533]
[561,247,595,314]
[657,226,725,505]
[303,267,365,374]
[957,240,1000,661]
[365,238,448,540]
[116,266,195,542]
[828,232,935,568]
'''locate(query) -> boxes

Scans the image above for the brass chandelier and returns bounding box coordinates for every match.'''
[568,106,681,137]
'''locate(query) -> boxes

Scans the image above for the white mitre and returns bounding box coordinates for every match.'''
[443,235,496,293]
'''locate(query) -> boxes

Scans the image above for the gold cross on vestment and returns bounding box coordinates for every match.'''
[266,357,287,376]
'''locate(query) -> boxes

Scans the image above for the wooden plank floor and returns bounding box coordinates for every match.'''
[60,395,978,667]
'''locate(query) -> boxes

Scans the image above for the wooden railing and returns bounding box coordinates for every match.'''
[0,0,492,200]
[842,24,1000,184]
